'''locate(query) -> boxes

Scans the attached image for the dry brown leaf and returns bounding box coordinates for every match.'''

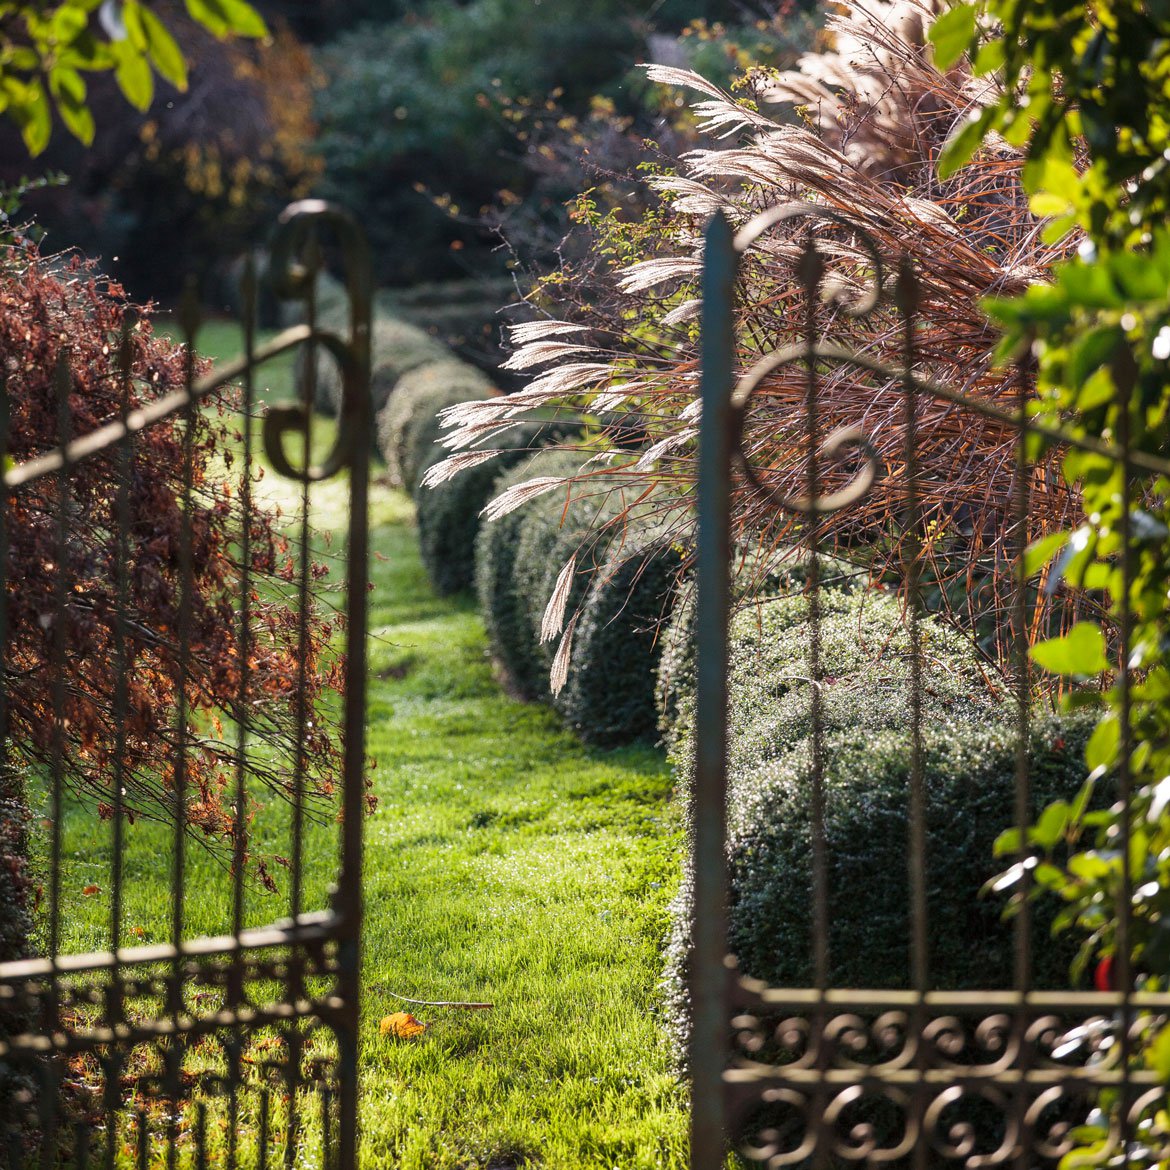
[379,1012,428,1040]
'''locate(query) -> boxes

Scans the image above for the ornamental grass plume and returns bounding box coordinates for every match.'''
[428,0,1088,670]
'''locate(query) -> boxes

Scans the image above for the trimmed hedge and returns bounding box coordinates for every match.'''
[474,449,597,701]
[413,418,582,597]
[662,715,1097,1062]
[667,585,987,793]
[655,551,864,757]
[376,360,494,491]
[306,312,452,419]
[511,470,621,698]
[555,522,683,746]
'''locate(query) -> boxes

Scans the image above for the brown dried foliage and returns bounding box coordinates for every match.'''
[0,244,346,878]
[435,0,1087,663]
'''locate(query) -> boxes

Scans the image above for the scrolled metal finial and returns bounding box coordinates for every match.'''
[728,340,882,516]
[732,202,886,320]
[264,201,372,485]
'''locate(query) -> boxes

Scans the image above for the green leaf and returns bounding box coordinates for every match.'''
[1067,325,1123,389]
[1085,713,1119,777]
[49,65,93,144]
[1029,622,1111,675]
[1023,530,1069,578]
[937,106,995,179]
[971,37,1005,76]
[140,7,187,90]
[1030,191,1073,217]
[993,826,1022,857]
[19,77,51,156]
[1030,800,1071,850]
[928,2,976,70]
[185,0,267,38]
[112,40,152,110]
[122,0,148,52]
[51,4,89,43]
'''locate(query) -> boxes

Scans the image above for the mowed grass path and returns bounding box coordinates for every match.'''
[353,485,688,1168]
[48,320,689,1166]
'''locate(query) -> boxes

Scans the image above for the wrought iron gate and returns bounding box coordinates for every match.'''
[689,205,1170,1167]
[0,201,371,1169]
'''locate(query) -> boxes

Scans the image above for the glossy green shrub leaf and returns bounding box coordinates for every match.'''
[1023,530,1070,578]
[185,0,267,39]
[1085,713,1119,778]
[140,5,186,89]
[112,39,152,110]
[1029,622,1111,675]
[928,2,976,69]
[937,106,995,179]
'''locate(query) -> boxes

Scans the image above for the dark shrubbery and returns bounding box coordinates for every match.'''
[377,361,494,491]
[312,0,644,286]
[310,314,451,419]
[654,553,864,757]
[474,449,595,701]
[658,587,1002,1059]
[662,715,1096,1061]
[666,585,988,791]
[414,418,581,597]
[556,524,683,746]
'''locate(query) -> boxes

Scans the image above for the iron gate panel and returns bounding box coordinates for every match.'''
[689,205,1170,1167]
[0,202,371,1170]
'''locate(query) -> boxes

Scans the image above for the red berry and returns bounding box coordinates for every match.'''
[1095,954,1115,992]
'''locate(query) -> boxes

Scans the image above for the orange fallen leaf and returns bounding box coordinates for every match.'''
[379,1012,427,1040]
[82,884,101,896]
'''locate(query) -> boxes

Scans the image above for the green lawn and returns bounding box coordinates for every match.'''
[46,321,690,1168]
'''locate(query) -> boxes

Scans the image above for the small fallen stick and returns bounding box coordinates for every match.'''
[374,986,493,1010]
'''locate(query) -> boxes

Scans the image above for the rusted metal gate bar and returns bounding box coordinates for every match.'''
[690,204,1170,1167]
[0,200,370,1170]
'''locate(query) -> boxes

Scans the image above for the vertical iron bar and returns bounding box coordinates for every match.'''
[72,1121,88,1170]
[135,1111,148,1170]
[290,242,319,926]
[690,209,736,1170]
[228,244,258,1170]
[258,1089,270,1170]
[194,1103,207,1170]
[1010,360,1033,1168]
[109,326,134,1064]
[897,259,929,1170]
[335,209,373,1170]
[44,351,72,1170]
[234,256,256,947]
[168,283,201,1170]
[1113,345,1135,1160]
[0,370,9,1170]
[798,233,830,1170]
[321,1087,333,1170]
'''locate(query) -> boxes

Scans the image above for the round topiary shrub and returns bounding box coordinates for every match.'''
[511,470,621,698]
[473,449,599,701]
[555,521,684,746]
[376,359,494,491]
[667,584,988,795]
[662,714,1098,1063]
[306,312,452,418]
[654,551,865,757]
[413,418,583,597]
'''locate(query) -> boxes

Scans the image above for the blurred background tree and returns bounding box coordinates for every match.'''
[5,0,822,325]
